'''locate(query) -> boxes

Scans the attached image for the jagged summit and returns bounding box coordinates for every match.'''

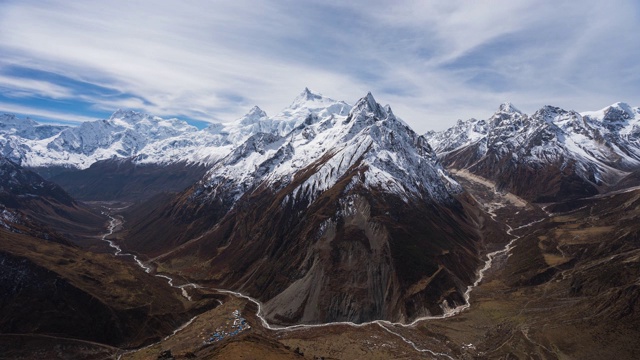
[108,109,159,127]
[300,87,322,100]
[497,102,521,114]
[532,105,574,123]
[352,92,379,113]
[286,88,350,113]
[346,92,390,125]
[275,88,351,125]
[609,102,634,114]
[1,113,44,130]
[196,92,456,210]
[488,102,527,130]
[363,91,378,109]
[1,113,30,124]
[289,87,325,109]
[0,115,67,156]
[110,108,141,119]
[238,105,268,125]
[581,102,639,124]
[107,109,194,129]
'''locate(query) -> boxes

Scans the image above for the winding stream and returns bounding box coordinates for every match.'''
[101,206,546,358]
[100,212,200,301]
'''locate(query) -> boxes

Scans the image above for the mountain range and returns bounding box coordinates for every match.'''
[425,102,640,201]
[3,91,638,202]
[1,89,639,358]
[0,88,350,171]
[0,155,218,349]
[120,91,484,325]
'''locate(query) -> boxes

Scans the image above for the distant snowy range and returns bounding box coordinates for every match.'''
[1,89,638,200]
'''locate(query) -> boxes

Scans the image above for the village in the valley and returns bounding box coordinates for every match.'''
[200,309,250,345]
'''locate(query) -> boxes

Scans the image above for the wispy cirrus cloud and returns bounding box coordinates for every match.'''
[0,74,74,99]
[0,0,638,132]
[0,101,101,124]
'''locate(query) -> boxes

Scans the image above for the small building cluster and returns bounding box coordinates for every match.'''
[203,309,250,344]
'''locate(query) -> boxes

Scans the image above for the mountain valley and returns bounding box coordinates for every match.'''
[0,158,221,354]
[0,90,639,359]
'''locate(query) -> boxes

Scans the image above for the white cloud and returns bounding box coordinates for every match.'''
[0,0,638,133]
[0,102,100,124]
[0,75,74,99]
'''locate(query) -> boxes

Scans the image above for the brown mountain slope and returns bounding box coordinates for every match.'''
[0,227,212,348]
[117,93,493,326]
[120,157,486,326]
[418,179,640,359]
[47,159,207,202]
[0,155,219,348]
[111,178,640,360]
[0,156,105,243]
[442,143,599,202]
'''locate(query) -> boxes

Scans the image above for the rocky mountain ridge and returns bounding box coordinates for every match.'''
[3,91,637,203]
[425,102,640,201]
[191,92,458,211]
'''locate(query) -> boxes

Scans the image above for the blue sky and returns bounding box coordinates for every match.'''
[0,0,638,133]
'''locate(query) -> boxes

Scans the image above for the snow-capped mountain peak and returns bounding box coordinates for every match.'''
[363,91,378,110]
[107,109,196,131]
[488,102,528,131]
[581,102,639,123]
[0,90,355,170]
[109,108,141,121]
[238,106,268,125]
[345,92,390,126]
[533,105,576,124]
[0,113,39,130]
[291,87,322,107]
[355,92,382,114]
[0,114,65,140]
[108,109,154,129]
[289,87,326,109]
[195,92,459,213]
[283,88,351,118]
[606,102,636,119]
[497,102,522,114]
[426,101,640,201]
[602,102,636,123]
